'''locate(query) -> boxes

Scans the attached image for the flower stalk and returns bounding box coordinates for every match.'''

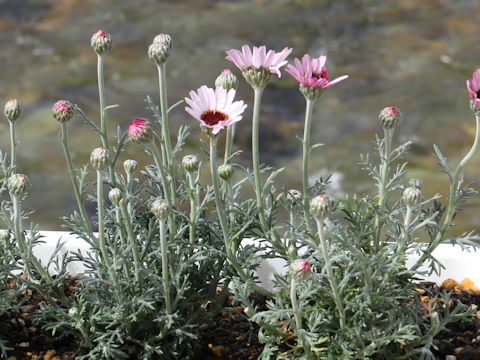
[302,98,314,233]
[315,217,346,331]
[60,123,94,238]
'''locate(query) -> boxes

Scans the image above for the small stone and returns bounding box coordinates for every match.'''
[460,278,475,291]
[18,342,29,348]
[43,350,56,360]
[8,356,16,360]
[415,288,426,295]
[445,356,456,360]
[442,278,458,290]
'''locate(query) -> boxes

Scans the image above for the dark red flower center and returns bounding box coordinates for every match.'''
[476,90,480,99]
[312,68,328,81]
[201,110,228,126]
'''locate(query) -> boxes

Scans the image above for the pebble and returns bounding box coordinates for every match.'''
[446,356,456,360]
[43,349,56,360]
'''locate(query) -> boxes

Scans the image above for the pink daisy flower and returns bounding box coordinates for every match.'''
[225,45,292,78]
[185,85,247,135]
[285,54,348,89]
[467,69,480,109]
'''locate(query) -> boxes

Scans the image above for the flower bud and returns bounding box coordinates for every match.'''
[123,159,138,175]
[7,173,30,197]
[148,34,172,65]
[151,198,170,220]
[287,189,302,205]
[290,259,311,278]
[52,100,74,123]
[68,307,79,318]
[408,178,423,190]
[299,84,324,102]
[182,154,200,173]
[310,195,333,220]
[287,245,297,258]
[217,164,233,181]
[4,99,21,122]
[0,230,10,241]
[108,188,123,206]
[215,69,239,91]
[378,106,402,130]
[128,117,154,143]
[403,187,422,208]
[90,147,110,171]
[91,29,112,55]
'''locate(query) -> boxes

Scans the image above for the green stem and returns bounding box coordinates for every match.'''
[187,172,197,245]
[60,123,94,238]
[412,113,480,271]
[315,218,346,331]
[119,199,140,282]
[8,120,16,172]
[400,206,413,250]
[12,196,70,307]
[210,135,269,294]
[159,219,172,314]
[149,143,176,242]
[224,123,236,164]
[375,128,393,245]
[252,87,267,230]
[157,64,173,163]
[302,98,315,233]
[96,170,110,267]
[290,276,312,358]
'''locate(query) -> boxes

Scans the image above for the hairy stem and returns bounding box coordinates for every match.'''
[412,113,480,270]
[96,170,110,267]
[187,171,197,245]
[302,98,314,233]
[315,218,346,331]
[8,120,16,173]
[224,123,236,164]
[119,199,140,282]
[252,87,267,230]
[60,123,94,238]
[159,219,172,314]
[291,276,313,358]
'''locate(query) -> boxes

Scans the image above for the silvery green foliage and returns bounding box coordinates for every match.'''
[236,132,477,359]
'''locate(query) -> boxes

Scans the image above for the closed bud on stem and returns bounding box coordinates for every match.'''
[379,106,402,130]
[403,187,422,208]
[217,164,233,181]
[215,69,239,91]
[0,230,10,241]
[7,173,30,197]
[68,307,79,318]
[290,259,311,279]
[52,100,74,123]
[299,84,324,101]
[91,30,112,55]
[182,154,200,173]
[310,195,333,220]
[148,34,172,65]
[151,198,170,220]
[287,245,297,258]
[408,178,423,190]
[108,188,123,206]
[90,147,110,171]
[287,189,302,205]
[4,99,21,121]
[123,159,138,175]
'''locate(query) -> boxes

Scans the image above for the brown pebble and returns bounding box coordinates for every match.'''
[460,278,475,291]
[51,357,61,360]
[442,278,458,290]
[221,311,229,318]
[208,344,226,357]
[43,349,56,360]
[420,296,429,303]
[44,336,53,344]
[8,356,16,360]
[235,305,244,312]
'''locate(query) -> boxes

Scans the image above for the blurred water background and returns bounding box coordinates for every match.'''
[1,0,480,234]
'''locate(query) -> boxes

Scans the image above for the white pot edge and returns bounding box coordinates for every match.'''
[27,231,480,290]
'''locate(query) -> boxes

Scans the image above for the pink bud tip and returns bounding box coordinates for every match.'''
[298,260,311,272]
[221,69,232,74]
[54,101,71,113]
[129,117,148,136]
[386,106,400,115]
[96,30,107,37]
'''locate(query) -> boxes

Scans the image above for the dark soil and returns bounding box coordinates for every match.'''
[1,279,480,360]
